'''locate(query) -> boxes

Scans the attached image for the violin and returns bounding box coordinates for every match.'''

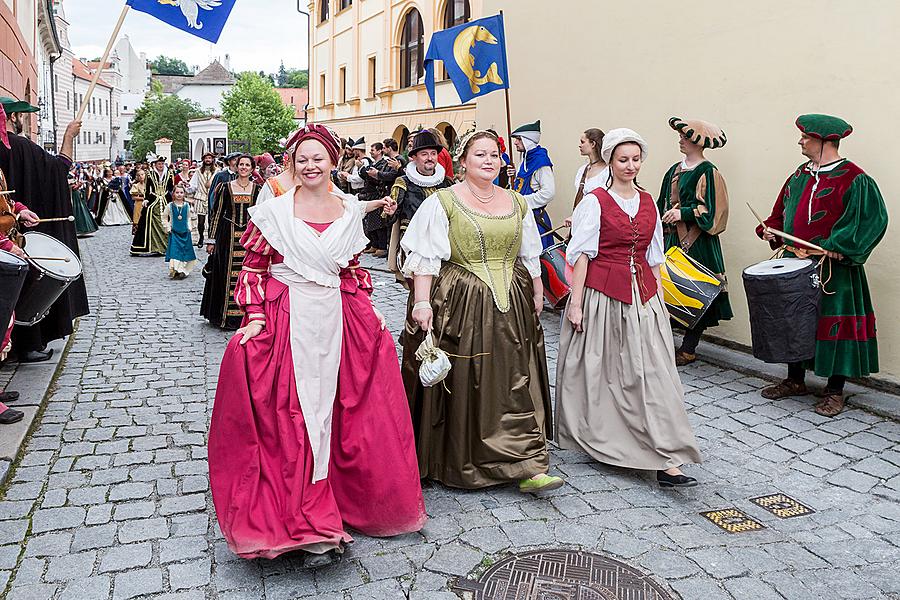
[0,170,23,248]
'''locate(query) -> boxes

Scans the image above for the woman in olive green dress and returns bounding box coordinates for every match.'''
[399,131,562,493]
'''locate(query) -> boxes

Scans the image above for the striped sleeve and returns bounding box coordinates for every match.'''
[234,221,274,324]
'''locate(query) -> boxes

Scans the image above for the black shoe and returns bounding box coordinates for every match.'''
[0,391,20,403]
[303,549,343,569]
[21,349,53,363]
[657,470,698,488]
[0,408,24,425]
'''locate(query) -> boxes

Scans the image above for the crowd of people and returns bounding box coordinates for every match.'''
[205,114,886,565]
[0,88,888,569]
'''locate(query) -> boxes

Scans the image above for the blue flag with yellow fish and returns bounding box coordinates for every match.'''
[425,14,509,106]
[125,0,236,43]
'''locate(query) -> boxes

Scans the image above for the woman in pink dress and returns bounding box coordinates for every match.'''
[208,124,426,566]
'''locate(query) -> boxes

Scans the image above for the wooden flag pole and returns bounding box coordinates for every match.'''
[499,10,514,189]
[75,4,130,123]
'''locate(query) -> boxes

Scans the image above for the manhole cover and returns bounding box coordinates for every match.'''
[700,508,766,533]
[453,549,676,600]
[750,493,815,519]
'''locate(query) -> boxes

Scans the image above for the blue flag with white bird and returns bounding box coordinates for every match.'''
[125,0,236,43]
[424,14,510,106]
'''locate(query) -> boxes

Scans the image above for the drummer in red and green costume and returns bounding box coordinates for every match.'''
[756,114,888,417]
[658,117,733,365]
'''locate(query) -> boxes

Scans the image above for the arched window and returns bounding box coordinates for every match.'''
[443,0,470,29]
[400,9,424,89]
[319,0,329,23]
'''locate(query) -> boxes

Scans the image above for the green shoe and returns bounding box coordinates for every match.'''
[518,474,564,493]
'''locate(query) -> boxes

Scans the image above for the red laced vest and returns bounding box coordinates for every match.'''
[583,189,658,305]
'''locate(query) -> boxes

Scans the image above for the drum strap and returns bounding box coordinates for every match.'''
[669,166,703,253]
[573,164,591,210]
[676,221,703,252]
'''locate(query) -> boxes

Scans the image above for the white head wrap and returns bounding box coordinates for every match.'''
[600,128,648,164]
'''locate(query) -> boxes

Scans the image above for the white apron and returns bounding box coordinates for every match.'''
[248,191,369,482]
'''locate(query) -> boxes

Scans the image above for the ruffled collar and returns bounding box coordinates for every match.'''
[405,161,446,187]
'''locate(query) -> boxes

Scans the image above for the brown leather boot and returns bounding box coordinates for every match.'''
[674,350,697,366]
[815,393,845,417]
[761,379,809,400]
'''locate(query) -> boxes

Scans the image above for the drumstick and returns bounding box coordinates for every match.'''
[746,202,826,252]
[0,190,14,196]
[540,224,570,238]
[35,216,76,223]
[25,256,72,262]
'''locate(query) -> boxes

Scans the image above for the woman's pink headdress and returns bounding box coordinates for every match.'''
[284,124,341,165]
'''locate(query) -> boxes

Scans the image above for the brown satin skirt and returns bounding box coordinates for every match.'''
[400,261,553,489]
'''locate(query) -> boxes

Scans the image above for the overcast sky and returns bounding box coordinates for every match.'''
[66,0,311,74]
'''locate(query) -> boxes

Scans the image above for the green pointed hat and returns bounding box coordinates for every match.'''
[511,120,541,137]
[0,96,39,114]
[795,114,852,141]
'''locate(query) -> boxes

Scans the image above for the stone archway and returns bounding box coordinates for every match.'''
[392,124,410,153]
[193,138,205,161]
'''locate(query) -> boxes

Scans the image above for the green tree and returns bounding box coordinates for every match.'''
[277,61,288,86]
[222,72,296,155]
[129,92,208,160]
[282,69,309,88]
[150,56,192,76]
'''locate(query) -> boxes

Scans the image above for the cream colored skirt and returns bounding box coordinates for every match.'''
[555,278,702,470]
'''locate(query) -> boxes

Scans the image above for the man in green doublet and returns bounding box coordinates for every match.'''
[658,117,733,365]
[756,114,888,416]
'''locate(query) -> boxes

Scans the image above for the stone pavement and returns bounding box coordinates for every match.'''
[0,225,899,600]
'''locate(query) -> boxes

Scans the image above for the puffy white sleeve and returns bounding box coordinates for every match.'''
[646,209,666,267]
[162,203,172,234]
[400,194,450,277]
[255,181,275,206]
[519,209,543,278]
[524,166,556,210]
[566,196,601,266]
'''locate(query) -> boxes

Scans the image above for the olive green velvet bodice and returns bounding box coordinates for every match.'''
[436,189,527,313]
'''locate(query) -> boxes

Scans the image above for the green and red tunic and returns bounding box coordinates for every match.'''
[657,160,733,329]
[757,159,888,378]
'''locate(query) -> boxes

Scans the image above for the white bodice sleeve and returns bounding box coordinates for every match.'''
[647,211,666,267]
[400,194,450,277]
[565,195,666,268]
[565,197,601,266]
[519,209,543,278]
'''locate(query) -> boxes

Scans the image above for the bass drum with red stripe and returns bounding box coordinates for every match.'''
[539,242,572,310]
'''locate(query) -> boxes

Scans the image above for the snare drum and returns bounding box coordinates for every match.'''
[14,232,83,326]
[540,242,572,309]
[0,249,29,335]
[660,247,723,329]
[743,257,820,363]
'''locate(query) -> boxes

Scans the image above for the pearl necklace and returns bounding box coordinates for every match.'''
[465,180,495,204]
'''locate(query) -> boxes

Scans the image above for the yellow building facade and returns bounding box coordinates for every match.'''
[311,0,900,384]
[473,0,898,383]
[309,0,484,148]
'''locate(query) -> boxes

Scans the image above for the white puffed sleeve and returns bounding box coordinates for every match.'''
[519,210,543,278]
[565,196,601,266]
[400,194,450,277]
[523,166,556,210]
[646,209,665,267]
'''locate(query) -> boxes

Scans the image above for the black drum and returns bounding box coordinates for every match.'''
[743,258,820,364]
[0,249,29,333]
[15,232,83,326]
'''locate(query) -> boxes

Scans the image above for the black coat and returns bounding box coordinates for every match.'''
[0,133,89,348]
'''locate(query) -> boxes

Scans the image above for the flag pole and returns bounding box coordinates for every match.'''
[500,10,514,189]
[75,4,130,122]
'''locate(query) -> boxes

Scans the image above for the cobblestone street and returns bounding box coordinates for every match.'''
[1,225,899,600]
